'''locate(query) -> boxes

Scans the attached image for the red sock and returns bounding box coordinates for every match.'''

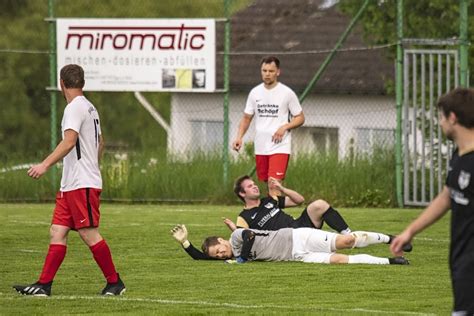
[90,240,118,283]
[38,244,67,284]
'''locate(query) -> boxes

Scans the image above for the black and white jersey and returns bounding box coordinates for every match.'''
[446,148,474,279]
[231,228,293,261]
[238,196,295,230]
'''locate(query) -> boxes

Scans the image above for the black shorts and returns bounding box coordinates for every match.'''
[452,277,474,313]
[290,208,321,229]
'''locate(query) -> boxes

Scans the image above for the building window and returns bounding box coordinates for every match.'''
[355,128,394,154]
[190,120,223,152]
[292,126,339,156]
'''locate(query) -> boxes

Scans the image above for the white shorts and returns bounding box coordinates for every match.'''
[291,228,337,264]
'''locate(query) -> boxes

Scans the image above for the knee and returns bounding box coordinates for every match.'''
[336,234,355,249]
[78,227,102,247]
[308,199,330,213]
[49,225,68,244]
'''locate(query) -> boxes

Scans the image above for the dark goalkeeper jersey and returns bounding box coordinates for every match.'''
[238,196,295,230]
[445,148,474,279]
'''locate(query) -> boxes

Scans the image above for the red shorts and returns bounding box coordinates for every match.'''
[52,188,101,230]
[255,154,290,182]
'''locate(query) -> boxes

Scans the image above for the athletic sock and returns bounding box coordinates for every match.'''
[322,207,351,234]
[89,239,118,283]
[352,231,390,248]
[38,244,67,284]
[348,254,390,265]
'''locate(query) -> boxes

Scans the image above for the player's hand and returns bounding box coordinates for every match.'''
[224,257,247,264]
[27,163,48,179]
[170,224,189,245]
[222,217,237,231]
[232,138,242,152]
[390,231,413,256]
[272,126,287,143]
[268,177,283,192]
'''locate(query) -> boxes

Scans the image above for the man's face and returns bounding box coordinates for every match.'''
[240,179,260,200]
[207,238,233,259]
[260,62,280,86]
[439,111,455,140]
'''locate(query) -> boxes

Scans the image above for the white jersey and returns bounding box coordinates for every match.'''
[244,82,302,155]
[60,96,102,191]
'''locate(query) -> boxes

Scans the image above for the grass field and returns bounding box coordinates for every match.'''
[1,204,452,315]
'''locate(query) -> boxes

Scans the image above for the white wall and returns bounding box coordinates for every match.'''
[168,92,396,158]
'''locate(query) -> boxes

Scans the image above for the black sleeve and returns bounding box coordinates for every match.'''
[277,195,286,209]
[239,229,256,260]
[183,242,216,260]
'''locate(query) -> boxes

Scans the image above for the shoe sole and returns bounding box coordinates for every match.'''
[103,288,126,296]
[15,290,49,297]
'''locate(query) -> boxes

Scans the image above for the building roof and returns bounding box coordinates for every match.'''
[216,0,394,95]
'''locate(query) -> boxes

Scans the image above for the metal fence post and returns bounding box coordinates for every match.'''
[222,0,231,186]
[459,0,469,88]
[395,0,404,207]
[48,0,58,188]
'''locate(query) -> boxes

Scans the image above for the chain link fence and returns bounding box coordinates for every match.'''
[1,0,412,204]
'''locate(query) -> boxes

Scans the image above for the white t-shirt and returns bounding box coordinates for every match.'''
[60,96,102,191]
[244,82,302,155]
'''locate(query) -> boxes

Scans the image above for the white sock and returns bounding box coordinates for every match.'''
[340,228,352,235]
[352,231,390,248]
[348,254,390,265]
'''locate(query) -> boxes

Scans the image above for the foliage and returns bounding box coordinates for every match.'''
[338,0,473,83]
[0,0,249,161]
[1,204,452,314]
[0,149,396,207]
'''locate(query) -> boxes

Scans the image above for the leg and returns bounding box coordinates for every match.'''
[78,227,118,283]
[334,231,391,249]
[78,227,125,295]
[255,154,270,193]
[267,153,289,197]
[37,224,70,284]
[13,190,72,297]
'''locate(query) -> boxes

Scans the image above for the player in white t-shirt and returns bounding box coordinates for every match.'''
[13,64,125,297]
[232,56,305,197]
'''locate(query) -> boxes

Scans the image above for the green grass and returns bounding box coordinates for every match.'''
[0,149,397,207]
[1,204,451,315]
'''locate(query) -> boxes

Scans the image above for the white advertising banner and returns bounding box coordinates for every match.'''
[56,18,216,92]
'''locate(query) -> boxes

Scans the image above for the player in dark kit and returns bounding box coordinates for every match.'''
[391,88,474,314]
[173,175,411,260]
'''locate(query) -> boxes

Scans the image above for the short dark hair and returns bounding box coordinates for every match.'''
[260,56,280,68]
[60,64,85,89]
[437,88,474,128]
[202,236,220,256]
[233,175,251,202]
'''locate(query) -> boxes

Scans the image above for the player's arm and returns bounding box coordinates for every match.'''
[391,186,451,256]
[232,113,253,152]
[27,129,78,179]
[272,112,305,143]
[235,216,250,228]
[170,224,215,260]
[268,177,304,207]
[237,229,256,263]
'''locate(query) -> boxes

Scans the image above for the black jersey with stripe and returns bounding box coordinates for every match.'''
[238,196,295,230]
[445,148,474,279]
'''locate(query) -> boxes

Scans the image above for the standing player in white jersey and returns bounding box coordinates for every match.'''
[13,64,125,297]
[232,56,305,197]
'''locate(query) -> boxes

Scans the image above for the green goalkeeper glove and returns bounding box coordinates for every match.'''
[171,224,190,248]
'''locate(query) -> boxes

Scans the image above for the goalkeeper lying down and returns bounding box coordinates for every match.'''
[171,225,410,265]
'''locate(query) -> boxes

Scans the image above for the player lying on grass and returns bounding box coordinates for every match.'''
[179,175,413,259]
[171,224,410,265]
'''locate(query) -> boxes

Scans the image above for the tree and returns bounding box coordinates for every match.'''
[339,0,473,83]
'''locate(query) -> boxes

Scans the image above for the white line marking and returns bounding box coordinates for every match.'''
[0,293,436,315]
[414,237,450,243]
